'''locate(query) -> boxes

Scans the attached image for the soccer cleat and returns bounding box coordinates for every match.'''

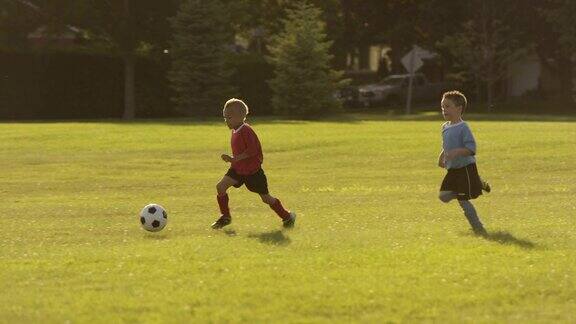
[283,212,296,229]
[211,215,231,229]
[482,180,491,193]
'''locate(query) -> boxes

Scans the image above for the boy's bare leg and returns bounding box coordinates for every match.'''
[439,191,457,203]
[217,176,237,196]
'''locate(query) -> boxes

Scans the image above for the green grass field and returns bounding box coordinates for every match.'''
[1,114,575,323]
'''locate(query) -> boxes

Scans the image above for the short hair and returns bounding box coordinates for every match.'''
[224,98,249,116]
[442,90,467,114]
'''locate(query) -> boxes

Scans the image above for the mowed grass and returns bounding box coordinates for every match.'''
[0,114,575,323]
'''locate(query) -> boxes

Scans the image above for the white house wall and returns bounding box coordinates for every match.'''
[507,55,541,97]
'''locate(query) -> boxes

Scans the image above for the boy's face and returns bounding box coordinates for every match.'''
[223,107,245,129]
[441,98,462,121]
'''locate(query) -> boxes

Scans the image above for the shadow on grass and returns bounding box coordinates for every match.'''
[143,233,170,240]
[247,230,291,246]
[480,231,537,249]
[223,229,237,237]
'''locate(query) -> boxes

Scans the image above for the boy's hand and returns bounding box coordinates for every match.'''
[445,148,473,161]
[438,159,446,168]
[221,154,233,163]
[444,150,458,161]
[438,150,445,168]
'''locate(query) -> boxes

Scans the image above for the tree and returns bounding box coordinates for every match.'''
[168,0,236,116]
[0,0,41,50]
[56,0,180,119]
[487,0,576,106]
[1,0,179,118]
[534,0,576,104]
[267,2,345,116]
[225,0,344,62]
[437,1,527,108]
[335,0,431,71]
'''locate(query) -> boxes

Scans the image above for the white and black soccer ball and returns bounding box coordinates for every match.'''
[140,204,168,232]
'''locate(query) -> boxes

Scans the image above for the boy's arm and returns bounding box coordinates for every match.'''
[231,128,259,162]
[231,151,251,162]
[445,148,473,161]
[222,151,251,163]
[438,150,445,168]
[445,125,476,161]
[461,124,477,155]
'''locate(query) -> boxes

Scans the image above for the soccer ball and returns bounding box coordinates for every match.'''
[140,204,168,232]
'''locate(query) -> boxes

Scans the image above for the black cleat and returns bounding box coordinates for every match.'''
[282,212,296,229]
[211,215,231,229]
[482,180,491,193]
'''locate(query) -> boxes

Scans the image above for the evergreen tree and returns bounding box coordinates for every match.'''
[267,2,344,116]
[169,0,236,116]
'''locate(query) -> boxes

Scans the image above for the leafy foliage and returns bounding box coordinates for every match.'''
[267,2,345,116]
[168,0,237,116]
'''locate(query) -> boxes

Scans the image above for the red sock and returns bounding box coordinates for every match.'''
[217,194,230,217]
[270,198,290,220]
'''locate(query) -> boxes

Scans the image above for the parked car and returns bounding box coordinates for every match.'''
[357,74,451,107]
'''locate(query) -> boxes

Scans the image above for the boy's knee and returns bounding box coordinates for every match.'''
[439,191,453,203]
[260,195,275,205]
[216,182,228,195]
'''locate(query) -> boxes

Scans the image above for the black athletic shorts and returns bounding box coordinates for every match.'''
[440,163,482,200]
[225,168,269,195]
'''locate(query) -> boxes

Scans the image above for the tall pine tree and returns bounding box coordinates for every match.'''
[267,2,344,116]
[169,0,236,116]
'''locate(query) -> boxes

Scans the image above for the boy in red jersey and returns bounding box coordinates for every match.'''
[212,98,296,229]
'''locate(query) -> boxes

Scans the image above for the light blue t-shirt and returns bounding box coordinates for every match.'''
[442,121,476,169]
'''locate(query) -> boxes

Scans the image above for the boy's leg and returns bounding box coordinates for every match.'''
[260,193,296,228]
[439,191,457,203]
[458,200,486,235]
[216,176,238,216]
[246,169,295,228]
[260,194,290,220]
[212,176,238,229]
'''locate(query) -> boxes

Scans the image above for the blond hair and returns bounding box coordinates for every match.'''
[442,90,468,114]
[224,98,249,117]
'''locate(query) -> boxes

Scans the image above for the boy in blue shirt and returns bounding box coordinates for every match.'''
[438,91,490,235]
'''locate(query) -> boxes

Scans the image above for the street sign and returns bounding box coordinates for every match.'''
[401,45,437,114]
[401,45,436,73]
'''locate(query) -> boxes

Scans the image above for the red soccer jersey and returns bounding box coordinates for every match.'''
[231,123,263,175]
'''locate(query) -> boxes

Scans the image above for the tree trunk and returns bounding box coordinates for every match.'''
[486,57,494,112]
[475,78,482,103]
[121,0,136,119]
[486,80,494,112]
[537,50,575,106]
[123,54,136,119]
[556,56,574,105]
[358,45,369,70]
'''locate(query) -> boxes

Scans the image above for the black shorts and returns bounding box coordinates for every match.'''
[440,163,483,200]
[225,168,269,195]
